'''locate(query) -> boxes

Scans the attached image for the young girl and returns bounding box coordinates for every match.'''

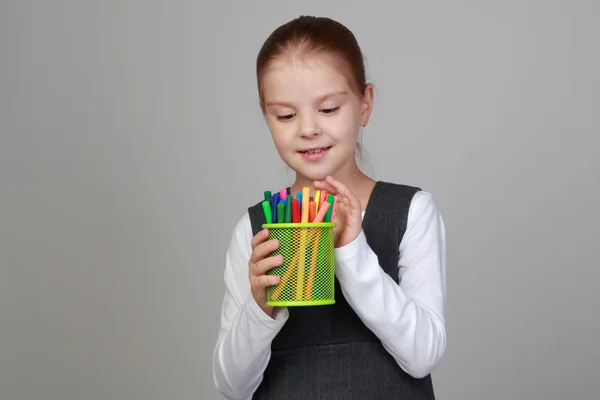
[213,15,446,400]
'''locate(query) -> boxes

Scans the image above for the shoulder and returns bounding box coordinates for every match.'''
[374,181,438,211]
[227,210,254,257]
[371,181,443,232]
[410,190,440,216]
[373,181,421,197]
[405,189,445,242]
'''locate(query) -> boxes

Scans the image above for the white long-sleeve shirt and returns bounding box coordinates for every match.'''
[212,190,447,400]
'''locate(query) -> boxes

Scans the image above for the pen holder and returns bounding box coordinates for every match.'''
[263,222,336,307]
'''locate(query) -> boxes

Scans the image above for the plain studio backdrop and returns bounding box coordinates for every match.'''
[1,1,599,399]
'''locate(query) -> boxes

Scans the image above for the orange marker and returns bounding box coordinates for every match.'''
[309,201,316,222]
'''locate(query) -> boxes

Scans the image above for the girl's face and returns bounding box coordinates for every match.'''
[261,52,373,182]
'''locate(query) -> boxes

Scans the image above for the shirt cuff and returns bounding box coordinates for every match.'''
[247,295,289,327]
[334,230,367,264]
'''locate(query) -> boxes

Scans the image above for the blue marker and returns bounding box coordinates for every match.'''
[272,193,280,223]
[296,192,302,219]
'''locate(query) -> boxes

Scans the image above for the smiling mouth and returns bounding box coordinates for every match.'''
[299,146,332,154]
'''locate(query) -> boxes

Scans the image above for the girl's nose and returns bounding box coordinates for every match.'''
[298,115,322,138]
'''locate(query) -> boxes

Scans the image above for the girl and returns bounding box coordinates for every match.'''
[213,15,446,400]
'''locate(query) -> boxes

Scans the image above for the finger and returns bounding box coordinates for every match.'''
[313,180,338,195]
[251,228,269,250]
[324,176,349,196]
[326,176,361,213]
[252,254,284,276]
[250,238,280,263]
[253,274,280,289]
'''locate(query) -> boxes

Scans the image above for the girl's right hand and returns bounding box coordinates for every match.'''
[248,228,283,318]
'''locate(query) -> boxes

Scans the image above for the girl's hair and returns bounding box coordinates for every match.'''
[256,15,370,162]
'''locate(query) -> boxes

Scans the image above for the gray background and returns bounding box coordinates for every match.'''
[1,1,598,399]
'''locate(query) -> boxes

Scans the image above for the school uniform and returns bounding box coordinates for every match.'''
[213,182,446,400]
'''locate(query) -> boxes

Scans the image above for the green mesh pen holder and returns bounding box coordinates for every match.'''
[263,222,336,307]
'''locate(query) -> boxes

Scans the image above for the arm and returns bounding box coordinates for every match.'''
[212,214,289,400]
[334,191,447,378]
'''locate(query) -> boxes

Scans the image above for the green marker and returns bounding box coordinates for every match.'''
[264,191,272,201]
[261,200,272,224]
[325,194,335,222]
[277,202,285,223]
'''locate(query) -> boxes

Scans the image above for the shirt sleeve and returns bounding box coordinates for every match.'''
[334,191,447,378]
[212,213,289,400]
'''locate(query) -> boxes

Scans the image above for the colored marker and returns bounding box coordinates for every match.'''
[298,188,310,299]
[272,192,280,208]
[272,193,280,222]
[277,202,285,223]
[325,194,335,222]
[292,198,300,222]
[331,195,339,222]
[286,187,291,196]
[301,187,310,223]
[313,201,330,222]
[285,195,293,223]
[319,190,328,210]
[261,200,272,224]
[296,192,302,218]
[309,201,316,222]
[279,188,287,202]
[314,190,321,213]
[264,191,272,201]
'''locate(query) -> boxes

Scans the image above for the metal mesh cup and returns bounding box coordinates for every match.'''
[263,222,336,306]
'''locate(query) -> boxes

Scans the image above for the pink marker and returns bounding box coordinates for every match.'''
[313,201,330,223]
[279,189,287,202]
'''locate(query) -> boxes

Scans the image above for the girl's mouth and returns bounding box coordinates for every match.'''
[299,146,332,161]
[299,146,332,155]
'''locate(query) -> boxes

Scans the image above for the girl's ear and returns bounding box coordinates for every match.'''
[360,84,375,127]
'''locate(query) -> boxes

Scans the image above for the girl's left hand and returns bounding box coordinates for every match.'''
[314,176,363,248]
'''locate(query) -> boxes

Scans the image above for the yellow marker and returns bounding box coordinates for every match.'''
[296,186,310,299]
[301,187,310,223]
[314,190,321,214]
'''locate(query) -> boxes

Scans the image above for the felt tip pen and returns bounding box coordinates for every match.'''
[277,202,285,223]
[272,193,280,222]
[261,200,272,224]
[309,201,316,222]
[285,195,293,223]
[264,191,272,201]
[319,190,328,210]
[313,201,330,222]
[324,194,335,222]
[296,192,302,217]
[331,195,338,222]
[292,198,300,222]
[301,187,310,223]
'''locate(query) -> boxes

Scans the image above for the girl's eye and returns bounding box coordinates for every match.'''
[277,114,295,121]
[320,106,339,114]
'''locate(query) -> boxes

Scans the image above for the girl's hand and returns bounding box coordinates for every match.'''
[314,175,363,248]
[248,229,283,318]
